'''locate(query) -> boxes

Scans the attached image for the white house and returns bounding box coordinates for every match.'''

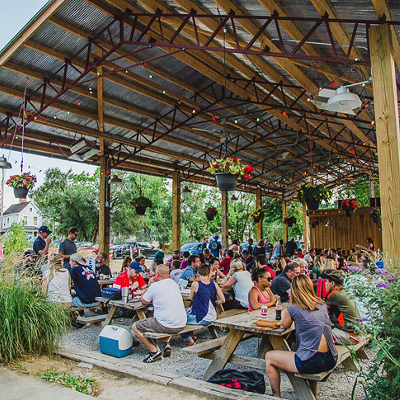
[2,200,43,241]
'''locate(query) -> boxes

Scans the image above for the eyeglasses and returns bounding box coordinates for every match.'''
[266,277,273,282]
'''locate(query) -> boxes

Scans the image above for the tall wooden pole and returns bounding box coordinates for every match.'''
[282,198,288,244]
[97,50,110,258]
[221,191,229,250]
[369,24,400,264]
[172,171,181,250]
[255,188,263,242]
[302,203,309,252]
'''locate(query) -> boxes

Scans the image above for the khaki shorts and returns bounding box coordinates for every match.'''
[134,317,184,334]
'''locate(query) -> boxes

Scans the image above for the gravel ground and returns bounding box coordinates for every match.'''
[61,318,370,400]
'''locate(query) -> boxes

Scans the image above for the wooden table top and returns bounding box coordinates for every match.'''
[98,278,115,286]
[212,305,294,336]
[95,296,146,310]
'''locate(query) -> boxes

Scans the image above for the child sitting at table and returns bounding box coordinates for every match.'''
[182,263,225,345]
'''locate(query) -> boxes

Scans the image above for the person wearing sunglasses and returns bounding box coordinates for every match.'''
[59,227,79,270]
[248,268,279,311]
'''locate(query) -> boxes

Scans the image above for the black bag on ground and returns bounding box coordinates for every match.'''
[207,368,265,394]
[102,287,121,300]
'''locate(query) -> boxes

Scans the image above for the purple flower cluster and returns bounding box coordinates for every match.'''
[375,269,390,275]
[356,317,369,322]
[376,281,389,289]
[388,274,396,282]
[343,265,364,273]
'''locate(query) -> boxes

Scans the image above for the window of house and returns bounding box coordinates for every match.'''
[34,217,38,225]
[24,216,28,224]
[30,208,32,212]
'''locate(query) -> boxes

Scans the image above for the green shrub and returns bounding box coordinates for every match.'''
[2,222,29,255]
[0,278,69,363]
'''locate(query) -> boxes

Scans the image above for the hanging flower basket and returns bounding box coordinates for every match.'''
[369,208,381,223]
[284,216,296,227]
[6,172,37,199]
[340,199,358,217]
[132,196,152,215]
[208,157,254,191]
[298,184,331,210]
[310,218,320,228]
[251,207,265,224]
[205,206,218,221]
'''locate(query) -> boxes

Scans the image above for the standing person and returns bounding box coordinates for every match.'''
[273,239,284,259]
[182,263,225,345]
[366,237,375,251]
[247,238,254,257]
[285,237,298,257]
[264,237,274,260]
[265,275,338,399]
[208,235,222,259]
[201,237,209,251]
[96,252,112,277]
[219,249,234,275]
[253,239,266,257]
[132,265,187,362]
[42,254,72,305]
[248,268,278,311]
[321,270,361,344]
[59,227,79,269]
[69,253,101,308]
[222,259,253,310]
[33,225,52,257]
[270,263,300,302]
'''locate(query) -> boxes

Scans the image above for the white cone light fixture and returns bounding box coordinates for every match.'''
[326,87,362,114]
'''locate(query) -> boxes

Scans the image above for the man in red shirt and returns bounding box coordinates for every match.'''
[113,261,147,291]
[295,248,305,258]
[219,250,234,275]
[255,254,276,279]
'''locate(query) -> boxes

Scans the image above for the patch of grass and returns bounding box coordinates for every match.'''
[40,370,95,395]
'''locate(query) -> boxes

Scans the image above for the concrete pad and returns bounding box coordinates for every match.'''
[0,368,90,400]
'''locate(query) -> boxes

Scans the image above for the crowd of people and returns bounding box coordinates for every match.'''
[34,226,370,397]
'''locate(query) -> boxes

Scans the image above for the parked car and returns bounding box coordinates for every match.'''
[180,242,203,255]
[114,243,138,259]
[137,242,159,258]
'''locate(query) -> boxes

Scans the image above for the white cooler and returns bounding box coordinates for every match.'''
[99,325,133,358]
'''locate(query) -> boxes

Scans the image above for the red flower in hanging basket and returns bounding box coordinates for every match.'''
[340,199,359,211]
[214,163,219,168]
[233,157,238,163]
[6,172,37,189]
[225,162,230,166]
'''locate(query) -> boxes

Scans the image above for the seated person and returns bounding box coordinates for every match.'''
[222,259,253,310]
[166,249,182,267]
[219,249,234,275]
[96,252,112,277]
[113,261,147,292]
[120,256,132,273]
[42,254,72,305]
[241,250,255,272]
[209,257,226,281]
[248,268,278,311]
[321,270,361,344]
[274,256,286,276]
[270,262,300,302]
[255,254,276,279]
[182,264,225,345]
[170,260,183,283]
[132,265,187,363]
[265,275,338,399]
[293,258,309,277]
[179,254,201,284]
[295,248,304,259]
[203,248,212,264]
[70,253,101,308]
[180,251,190,270]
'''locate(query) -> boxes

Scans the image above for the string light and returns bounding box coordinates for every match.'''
[364,103,369,108]
[192,109,196,114]
[282,110,287,116]
[256,117,260,122]
[371,121,375,126]
[212,116,216,121]
[163,89,166,94]
[149,75,153,78]
[332,82,337,87]
[78,101,81,106]
[143,62,147,66]
[234,119,238,124]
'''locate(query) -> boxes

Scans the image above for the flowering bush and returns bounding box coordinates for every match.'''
[208,157,255,180]
[205,206,218,218]
[298,183,331,203]
[283,216,296,225]
[340,199,359,211]
[6,172,37,189]
[251,207,264,221]
[369,208,381,219]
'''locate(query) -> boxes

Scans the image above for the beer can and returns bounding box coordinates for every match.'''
[261,305,268,318]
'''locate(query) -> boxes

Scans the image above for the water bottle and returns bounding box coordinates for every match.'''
[275,298,282,321]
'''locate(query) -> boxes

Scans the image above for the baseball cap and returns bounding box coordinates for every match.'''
[320,269,344,284]
[213,235,219,240]
[70,253,85,265]
[39,225,52,235]
[173,249,180,253]
[129,261,143,273]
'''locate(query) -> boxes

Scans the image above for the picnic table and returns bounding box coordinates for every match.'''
[98,278,115,288]
[198,306,322,400]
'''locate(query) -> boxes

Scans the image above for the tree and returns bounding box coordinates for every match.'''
[2,222,29,255]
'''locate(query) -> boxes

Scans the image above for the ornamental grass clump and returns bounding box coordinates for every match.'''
[0,255,69,363]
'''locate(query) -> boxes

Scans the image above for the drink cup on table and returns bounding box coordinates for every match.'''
[121,287,129,304]
[261,305,268,319]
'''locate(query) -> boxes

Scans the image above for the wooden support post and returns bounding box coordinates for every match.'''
[302,203,309,252]
[282,198,288,244]
[255,187,262,242]
[172,171,181,250]
[221,191,229,250]
[97,52,110,258]
[369,24,400,265]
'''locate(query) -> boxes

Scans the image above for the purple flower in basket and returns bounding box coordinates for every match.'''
[356,317,369,322]
[344,265,364,274]
[388,274,396,282]
[376,281,389,289]
[375,269,390,275]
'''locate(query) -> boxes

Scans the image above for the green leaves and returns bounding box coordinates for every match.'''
[2,223,29,255]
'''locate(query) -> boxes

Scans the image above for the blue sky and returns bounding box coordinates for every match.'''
[1,1,96,209]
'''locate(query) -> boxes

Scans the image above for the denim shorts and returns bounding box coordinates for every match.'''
[295,351,337,374]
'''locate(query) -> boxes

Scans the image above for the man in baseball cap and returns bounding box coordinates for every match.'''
[321,269,361,344]
[33,225,52,257]
[113,261,147,291]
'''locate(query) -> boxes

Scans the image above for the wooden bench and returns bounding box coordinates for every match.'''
[70,305,99,312]
[143,324,218,342]
[295,337,370,382]
[76,314,108,326]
